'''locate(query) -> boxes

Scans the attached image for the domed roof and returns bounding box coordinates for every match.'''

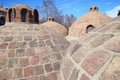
[59,16,120,80]
[69,6,112,38]
[41,21,68,36]
[0,23,70,80]
[11,4,33,10]
[0,6,6,12]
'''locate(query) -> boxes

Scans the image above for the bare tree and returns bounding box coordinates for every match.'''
[37,0,64,24]
[64,14,77,29]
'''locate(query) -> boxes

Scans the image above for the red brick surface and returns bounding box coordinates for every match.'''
[0,70,11,80]
[82,50,110,75]
[61,58,74,80]
[90,34,113,47]
[69,68,79,80]
[105,38,120,53]
[20,58,29,67]
[24,67,34,77]
[45,63,53,72]
[80,74,90,80]
[0,23,70,79]
[72,46,88,63]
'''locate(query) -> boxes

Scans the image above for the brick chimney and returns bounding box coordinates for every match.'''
[48,16,54,21]
[89,6,99,12]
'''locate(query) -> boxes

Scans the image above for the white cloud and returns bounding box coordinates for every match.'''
[106,5,120,18]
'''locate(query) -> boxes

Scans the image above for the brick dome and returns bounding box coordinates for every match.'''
[69,6,112,38]
[0,23,70,80]
[11,4,33,10]
[59,16,120,80]
[41,21,68,36]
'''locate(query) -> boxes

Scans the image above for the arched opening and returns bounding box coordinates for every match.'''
[0,16,5,25]
[8,9,15,22]
[118,10,120,16]
[94,7,98,11]
[89,7,92,11]
[34,9,39,23]
[86,25,94,33]
[48,17,54,21]
[21,8,28,22]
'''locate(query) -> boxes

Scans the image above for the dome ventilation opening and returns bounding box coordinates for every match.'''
[48,17,54,21]
[89,6,99,12]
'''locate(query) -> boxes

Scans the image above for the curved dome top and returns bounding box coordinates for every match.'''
[59,16,120,80]
[0,23,70,80]
[41,21,68,36]
[69,6,112,38]
[10,4,33,10]
[0,7,7,12]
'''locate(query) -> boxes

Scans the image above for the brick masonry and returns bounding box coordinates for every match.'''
[40,21,68,36]
[0,4,39,24]
[69,6,112,38]
[58,16,120,80]
[0,23,70,80]
[1,5,120,80]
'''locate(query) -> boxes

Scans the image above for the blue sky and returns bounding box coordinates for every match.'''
[1,0,120,18]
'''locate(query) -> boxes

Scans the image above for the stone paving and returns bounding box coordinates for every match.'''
[58,16,120,80]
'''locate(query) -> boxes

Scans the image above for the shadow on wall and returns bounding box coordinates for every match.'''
[0,16,5,25]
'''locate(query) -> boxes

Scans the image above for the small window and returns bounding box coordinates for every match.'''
[94,7,98,11]
[34,9,39,23]
[90,8,92,11]
[86,25,94,33]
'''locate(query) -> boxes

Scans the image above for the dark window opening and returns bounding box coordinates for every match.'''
[21,9,27,22]
[34,9,39,23]
[8,9,14,22]
[90,8,92,11]
[86,25,94,33]
[8,9,16,22]
[94,7,98,11]
[0,16,5,25]
[0,11,5,15]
